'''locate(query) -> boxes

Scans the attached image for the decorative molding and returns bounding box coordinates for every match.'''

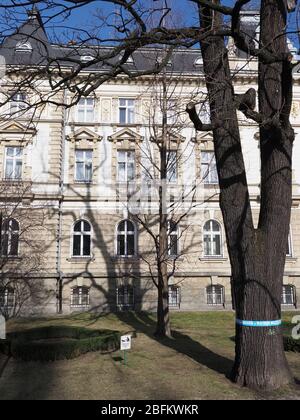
[66,127,103,143]
[108,127,143,143]
[0,120,36,144]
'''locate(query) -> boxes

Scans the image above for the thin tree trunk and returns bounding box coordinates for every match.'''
[198,1,293,389]
[155,75,172,338]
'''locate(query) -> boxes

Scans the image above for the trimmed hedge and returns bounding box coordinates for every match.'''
[283,336,300,353]
[0,325,121,361]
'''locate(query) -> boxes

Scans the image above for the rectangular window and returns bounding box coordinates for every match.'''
[201,152,218,185]
[10,92,27,114]
[207,285,224,305]
[167,151,177,183]
[77,98,94,122]
[117,150,135,182]
[71,287,90,307]
[116,286,134,310]
[287,233,292,257]
[119,99,135,124]
[75,150,93,182]
[4,147,23,180]
[168,286,180,308]
[167,100,177,124]
[281,285,295,305]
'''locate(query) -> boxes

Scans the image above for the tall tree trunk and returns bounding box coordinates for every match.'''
[198,1,293,389]
[155,76,172,338]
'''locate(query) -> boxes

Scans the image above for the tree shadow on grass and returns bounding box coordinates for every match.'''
[118,311,233,377]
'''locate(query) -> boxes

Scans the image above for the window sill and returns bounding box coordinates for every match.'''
[286,257,297,262]
[199,257,227,262]
[112,256,140,262]
[67,257,95,262]
[1,256,22,260]
[70,305,90,309]
[74,181,94,185]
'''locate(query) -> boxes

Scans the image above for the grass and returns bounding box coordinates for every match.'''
[0,311,299,400]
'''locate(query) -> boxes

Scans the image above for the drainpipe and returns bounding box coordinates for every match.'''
[56,88,67,314]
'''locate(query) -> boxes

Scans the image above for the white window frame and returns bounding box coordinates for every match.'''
[167,151,178,184]
[201,151,218,185]
[4,147,23,180]
[10,92,27,114]
[0,287,15,310]
[168,285,181,308]
[75,149,93,183]
[287,230,293,257]
[119,98,135,124]
[1,218,20,257]
[203,220,223,258]
[15,41,32,52]
[77,98,95,123]
[207,285,225,306]
[168,221,179,257]
[117,150,136,183]
[70,287,90,308]
[116,220,137,258]
[281,285,296,306]
[72,220,92,258]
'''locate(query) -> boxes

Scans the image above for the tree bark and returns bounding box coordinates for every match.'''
[197,1,293,389]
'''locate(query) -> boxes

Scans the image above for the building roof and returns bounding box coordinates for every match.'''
[0,6,297,75]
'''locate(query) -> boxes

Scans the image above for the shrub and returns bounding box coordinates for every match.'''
[1,326,120,361]
[283,336,300,353]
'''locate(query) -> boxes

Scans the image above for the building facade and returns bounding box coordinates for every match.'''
[0,10,299,316]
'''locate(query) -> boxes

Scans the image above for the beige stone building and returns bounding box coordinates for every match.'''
[0,10,299,316]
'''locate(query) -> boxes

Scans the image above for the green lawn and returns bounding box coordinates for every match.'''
[0,311,299,400]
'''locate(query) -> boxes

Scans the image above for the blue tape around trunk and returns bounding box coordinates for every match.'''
[236,319,282,327]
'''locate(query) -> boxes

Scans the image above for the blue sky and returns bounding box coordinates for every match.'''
[0,0,298,48]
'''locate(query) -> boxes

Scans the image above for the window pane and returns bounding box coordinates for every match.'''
[203,235,209,255]
[118,162,126,182]
[127,234,135,256]
[10,233,19,256]
[170,235,178,256]
[119,108,126,124]
[73,235,81,256]
[76,150,84,161]
[1,233,8,256]
[126,221,134,232]
[76,162,84,180]
[15,160,22,179]
[118,221,125,232]
[5,160,13,179]
[117,235,125,256]
[83,235,91,256]
[74,221,82,232]
[83,221,91,232]
[127,162,135,181]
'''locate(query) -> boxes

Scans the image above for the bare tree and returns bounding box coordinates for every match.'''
[0,181,49,319]
[0,0,298,389]
[124,70,211,337]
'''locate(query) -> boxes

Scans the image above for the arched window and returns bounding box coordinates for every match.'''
[1,219,19,257]
[168,221,179,257]
[282,285,296,306]
[116,285,134,310]
[15,41,32,52]
[207,285,225,306]
[71,286,90,307]
[117,220,136,257]
[194,56,202,66]
[203,220,222,257]
[72,220,91,257]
